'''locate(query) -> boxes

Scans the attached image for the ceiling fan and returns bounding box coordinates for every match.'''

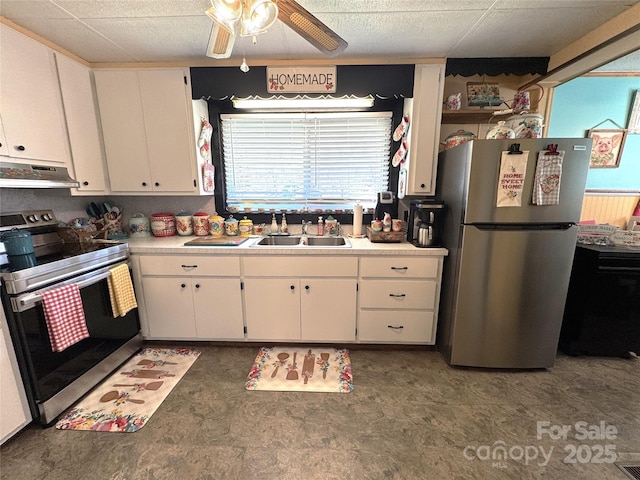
[205,0,348,59]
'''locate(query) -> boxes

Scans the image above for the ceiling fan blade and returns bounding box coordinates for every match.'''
[206,21,236,59]
[277,0,347,57]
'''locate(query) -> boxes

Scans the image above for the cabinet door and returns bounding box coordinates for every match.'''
[94,70,152,192]
[142,277,197,338]
[193,278,244,340]
[301,279,356,341]
[0,116,8,156]
[405,64,445,196]
[0,25,70,164]
[244,278,300,340]
[138,69,197,192]
[56,55,109,194]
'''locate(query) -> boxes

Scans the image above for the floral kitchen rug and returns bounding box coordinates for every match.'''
[55,347,200,432]
[245,346,353,393]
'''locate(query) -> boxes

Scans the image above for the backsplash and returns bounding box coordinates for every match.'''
[0,188,216,225]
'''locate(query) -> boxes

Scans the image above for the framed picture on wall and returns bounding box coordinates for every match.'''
[587,128,627,168]
[628,90,640,134]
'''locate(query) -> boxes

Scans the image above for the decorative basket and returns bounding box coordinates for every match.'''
[366,226,405,243]
[58,224,107,243]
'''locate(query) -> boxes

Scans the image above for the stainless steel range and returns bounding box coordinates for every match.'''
[0,210,142,426]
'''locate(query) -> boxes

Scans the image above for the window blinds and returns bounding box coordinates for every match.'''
[221,112,392,211]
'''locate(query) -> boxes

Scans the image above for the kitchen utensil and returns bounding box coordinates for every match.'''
[137,359,177,366]
[302,349,315,385]
[271,352,290,378]
[286,352,298,380]
[99,390,144,404]
[320,353,330,379]
[112,381,164,391]
[120,369,175,379]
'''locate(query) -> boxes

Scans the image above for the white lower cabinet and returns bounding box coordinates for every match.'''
[138,255,243,340]
[358,256,443,344]
[243,256,357,342]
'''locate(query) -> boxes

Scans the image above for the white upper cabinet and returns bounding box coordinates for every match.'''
[0,24,71,165]
[402,64,445,196]
[94,68,208,195]
[55,54,110,194]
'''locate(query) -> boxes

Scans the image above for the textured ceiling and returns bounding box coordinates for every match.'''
[0,0,638,70]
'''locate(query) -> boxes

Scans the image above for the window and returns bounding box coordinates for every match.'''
[220,111,392,212]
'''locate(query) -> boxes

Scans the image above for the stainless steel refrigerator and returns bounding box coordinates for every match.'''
[436,138,591,369]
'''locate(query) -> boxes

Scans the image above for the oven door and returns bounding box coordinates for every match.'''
[2,261,141,425]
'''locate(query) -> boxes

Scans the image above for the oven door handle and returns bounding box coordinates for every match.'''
[12,261,131,312]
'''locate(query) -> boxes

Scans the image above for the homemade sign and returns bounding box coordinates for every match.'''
[267,66,336,93]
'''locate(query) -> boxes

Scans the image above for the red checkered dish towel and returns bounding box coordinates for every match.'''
[41,284,89,352]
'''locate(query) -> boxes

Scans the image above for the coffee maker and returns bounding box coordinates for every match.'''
[407,199,445,247]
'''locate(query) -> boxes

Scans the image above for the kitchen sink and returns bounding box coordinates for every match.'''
[252,236,351,248]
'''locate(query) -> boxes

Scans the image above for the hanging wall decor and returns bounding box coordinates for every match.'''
[587,127,627,168]
[466,82,502,107]
[628,90,640,134]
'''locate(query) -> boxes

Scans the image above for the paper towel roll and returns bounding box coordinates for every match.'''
[353,204,363,236]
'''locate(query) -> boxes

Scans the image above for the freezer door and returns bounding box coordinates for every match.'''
[462,139,590,224]
[448,224,578,368]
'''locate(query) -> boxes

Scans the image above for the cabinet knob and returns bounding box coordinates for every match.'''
[305,285,310,290]
[15,145,26,151]
[154,182,160,187]
[290,285,295,290]
[82,181,89,186]
[142,182,147,187]
[180,283,186,288]
[420,183,426,188]
[195,283,200,289]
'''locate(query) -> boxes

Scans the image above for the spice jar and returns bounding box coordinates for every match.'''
[208,213,224,238]
[224,215,238,236]
[239,217,253,237]
[192,212,209,236]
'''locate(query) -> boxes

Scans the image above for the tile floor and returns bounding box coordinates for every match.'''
[1,345,639,480]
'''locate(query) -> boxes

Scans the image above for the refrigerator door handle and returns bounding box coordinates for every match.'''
[468,222,575,231]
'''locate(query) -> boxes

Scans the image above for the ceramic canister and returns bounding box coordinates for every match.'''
[239,217,253,237]
[150,213,176,237]
[208,213,224,238]
[128,213,150,237]
[175,212,193,236]
[192,212,209,236]
[224,215,239,236]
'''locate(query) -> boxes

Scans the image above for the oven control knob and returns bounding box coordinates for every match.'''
[41,213,52,221]
[27,214,38,223]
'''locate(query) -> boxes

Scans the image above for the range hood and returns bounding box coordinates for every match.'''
[0,161,80,188]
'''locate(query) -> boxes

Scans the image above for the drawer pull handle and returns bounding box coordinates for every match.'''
[391,266,408,271]
[387,325,404,330]
[389,293,406,298]
[181,264,198,269]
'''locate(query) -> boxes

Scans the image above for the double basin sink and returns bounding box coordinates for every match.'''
[252,235,351,248]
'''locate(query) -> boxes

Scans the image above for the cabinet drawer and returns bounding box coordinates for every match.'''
[358,310,434,343]
[243,256,357,277]
[359,280,436,309]
[359,256,439,278]
[139,255,240,276]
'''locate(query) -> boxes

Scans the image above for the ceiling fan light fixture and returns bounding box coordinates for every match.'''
[205,0,242,34]
[240,0,278,36]
[206,21,236,58]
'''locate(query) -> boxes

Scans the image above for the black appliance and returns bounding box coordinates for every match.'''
[374,191,397,220]
[407,199,445,247]
[0,210,142,426]
[560,244,640,357]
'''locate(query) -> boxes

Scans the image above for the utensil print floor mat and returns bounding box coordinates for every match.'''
[55,347,200,432]
[245,346,353,393]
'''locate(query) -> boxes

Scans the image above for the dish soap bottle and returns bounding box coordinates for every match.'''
[317,216,324,236]
[271,213,278,234]
[281,213,288,233]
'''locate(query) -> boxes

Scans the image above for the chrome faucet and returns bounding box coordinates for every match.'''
[301,220,312,235]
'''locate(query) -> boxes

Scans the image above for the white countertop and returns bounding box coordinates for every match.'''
[126,235,448,257]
